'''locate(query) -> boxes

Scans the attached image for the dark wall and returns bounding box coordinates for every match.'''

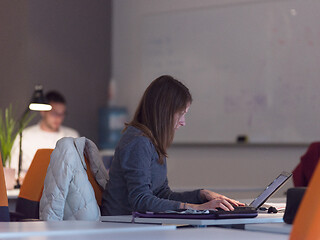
[0,0,112,144]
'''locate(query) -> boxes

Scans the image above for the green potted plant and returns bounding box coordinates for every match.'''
[0,105,33,189]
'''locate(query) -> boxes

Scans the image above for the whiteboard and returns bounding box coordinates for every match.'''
[140,0,320,144]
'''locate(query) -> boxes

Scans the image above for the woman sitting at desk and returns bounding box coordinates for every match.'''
[101,75,244,216]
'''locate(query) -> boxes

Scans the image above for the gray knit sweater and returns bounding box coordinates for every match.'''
[101,126,203,216]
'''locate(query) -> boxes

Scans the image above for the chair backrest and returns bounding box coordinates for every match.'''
[84,157,103,206]
[16,149,53,219]
[0,154,10,221]
[290,159,320,239]
[17,148,104,219]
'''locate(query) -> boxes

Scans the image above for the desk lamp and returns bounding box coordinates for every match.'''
[15,85,52,188]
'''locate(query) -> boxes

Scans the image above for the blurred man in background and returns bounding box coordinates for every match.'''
[9,91,79,182]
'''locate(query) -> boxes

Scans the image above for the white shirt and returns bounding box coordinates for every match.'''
[9,123,79,179]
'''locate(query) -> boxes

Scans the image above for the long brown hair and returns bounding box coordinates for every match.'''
[125,75,192,164]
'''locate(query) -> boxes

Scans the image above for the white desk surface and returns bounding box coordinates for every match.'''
[245,222,292,235]
[0,221,175,238]
[0,225,288,240]
[101,212,284,226]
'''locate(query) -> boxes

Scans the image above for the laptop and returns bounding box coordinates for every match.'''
[133,171,292,220]
[246,171,292,210]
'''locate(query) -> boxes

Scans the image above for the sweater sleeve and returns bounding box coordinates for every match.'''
[155,178,204,204]
[294,142,320,187]
[292,162,305,187]
[121,137,181,212]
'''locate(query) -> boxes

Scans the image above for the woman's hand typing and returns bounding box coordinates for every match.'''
[180,189,245,211]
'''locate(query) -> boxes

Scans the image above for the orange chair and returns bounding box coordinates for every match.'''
[15,148,104,219]
[15,149,53,219]
[290,158,320,239]
[85,157,104,206]
[0,154,10,221]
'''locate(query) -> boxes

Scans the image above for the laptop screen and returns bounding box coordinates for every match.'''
[249,171,292,209]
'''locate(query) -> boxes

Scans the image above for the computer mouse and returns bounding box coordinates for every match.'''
[267,206,278,213]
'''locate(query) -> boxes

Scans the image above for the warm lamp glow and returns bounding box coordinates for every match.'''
[29,103,52,111]
[15,85,52,189]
